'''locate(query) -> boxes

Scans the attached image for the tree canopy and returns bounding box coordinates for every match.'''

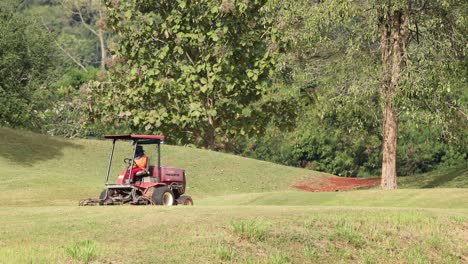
[93,0,283,148]
[0,0,58,128]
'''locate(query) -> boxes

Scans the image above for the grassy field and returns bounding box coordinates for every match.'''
[197,189,468,208]
[399,166,468,189]
[0,206,466,263]
[0,127,467,263]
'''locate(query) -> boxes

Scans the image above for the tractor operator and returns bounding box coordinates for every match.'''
[127,145,148,182]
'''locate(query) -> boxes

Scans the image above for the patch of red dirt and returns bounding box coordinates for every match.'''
[294,175,380,192]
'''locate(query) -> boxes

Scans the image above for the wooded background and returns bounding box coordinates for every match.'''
[1,0,466,187]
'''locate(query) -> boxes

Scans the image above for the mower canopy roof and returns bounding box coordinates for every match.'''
[104,134,165,141]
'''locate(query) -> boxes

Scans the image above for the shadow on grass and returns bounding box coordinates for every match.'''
[422,166,468,188]
[0,127,82,166]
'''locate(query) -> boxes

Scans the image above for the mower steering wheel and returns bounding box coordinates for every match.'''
[124,158,132,165]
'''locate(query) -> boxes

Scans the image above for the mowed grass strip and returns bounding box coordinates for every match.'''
[197,189,468,209]
[0,206,466,263]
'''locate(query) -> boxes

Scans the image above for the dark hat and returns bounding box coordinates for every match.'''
[135,145,144,158]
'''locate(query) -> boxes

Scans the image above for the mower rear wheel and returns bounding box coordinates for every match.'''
[152,187,174,206]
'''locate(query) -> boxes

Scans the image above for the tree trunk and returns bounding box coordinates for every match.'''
[98,29,106,70]
[97,2,107,70]
[381,88,398,189]
[379,9,409,190]
[75,0,107,70]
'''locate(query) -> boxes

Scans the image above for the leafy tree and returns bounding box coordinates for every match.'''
[0,0,59,128]
[239,0,466,180]
[94,0,282,148]
[291,0,467,188]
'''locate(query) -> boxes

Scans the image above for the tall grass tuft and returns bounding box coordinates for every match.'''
[230,220,270,242]
[268,251,291,264]
[214,243,237,261]
[65,240,97,263]
[334,222,365,248]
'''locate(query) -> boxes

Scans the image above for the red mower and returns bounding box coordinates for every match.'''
[79,134,193,206]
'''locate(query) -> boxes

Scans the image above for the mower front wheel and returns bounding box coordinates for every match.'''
[99,189,113,205]
[152,187,175,206]
[176,195,193,206]
[99,189,107,200]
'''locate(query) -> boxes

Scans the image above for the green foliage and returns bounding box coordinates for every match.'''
[2,0,466,179]
[243,112,465,177]
[237,0,467,176]
[26,0,108,69]
[0,1,106,137]
[94,0,283,148]
[40,67,101,137]
[0,0,58,129]
[55,67,99,92]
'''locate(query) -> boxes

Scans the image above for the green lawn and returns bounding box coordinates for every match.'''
[0,206,466,263]
[197,189,468,208]
[0,127,467,263]
[399,165,468,188]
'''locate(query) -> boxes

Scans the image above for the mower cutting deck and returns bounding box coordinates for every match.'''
[79,134,193,206]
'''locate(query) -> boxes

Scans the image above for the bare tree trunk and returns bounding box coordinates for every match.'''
[97,2,107,70]
[98,29,106,70]
[75,0,107,69]
[379,9,409,190]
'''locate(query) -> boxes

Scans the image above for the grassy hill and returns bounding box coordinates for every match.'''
[1,127,466,207]
[0,127,326,206]
[0,127,467,263]
[399,165,468,188]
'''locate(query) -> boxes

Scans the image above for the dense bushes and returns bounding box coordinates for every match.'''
[240,96,467,177]
[0,0,58,129]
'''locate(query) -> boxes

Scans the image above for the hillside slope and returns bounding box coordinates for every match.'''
[0,127,324,206]
[399,165,468,188]
[1,127,466,207]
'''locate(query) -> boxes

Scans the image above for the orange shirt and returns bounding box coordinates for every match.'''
[133,154,148,169]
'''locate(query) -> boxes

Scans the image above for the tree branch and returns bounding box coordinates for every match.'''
[56,44,88,72]
[446,101,468,121]
[76,6,100,37]
[185,51,195,66]
[41,21,88,72]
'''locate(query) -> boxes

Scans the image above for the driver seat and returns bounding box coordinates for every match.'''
[135,157,150,177]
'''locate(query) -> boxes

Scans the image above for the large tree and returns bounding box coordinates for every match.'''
[94,0,282,149]
[376,0,466,189]
[293,0,466,188]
